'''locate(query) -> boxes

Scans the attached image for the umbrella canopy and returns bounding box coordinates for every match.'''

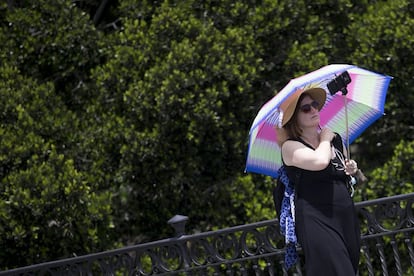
[245,64,392,177]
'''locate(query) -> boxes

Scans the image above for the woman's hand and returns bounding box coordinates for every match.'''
[345,159,358,175]
[320,128,335,143]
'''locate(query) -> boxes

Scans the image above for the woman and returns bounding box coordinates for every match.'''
[279,87,361,275]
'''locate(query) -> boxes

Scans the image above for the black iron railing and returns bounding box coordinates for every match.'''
[1,193,413,275]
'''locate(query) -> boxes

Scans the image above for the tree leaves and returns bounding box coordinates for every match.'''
[1,0,413,270]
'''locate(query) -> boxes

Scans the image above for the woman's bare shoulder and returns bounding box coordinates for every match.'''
[281,139,306,155]
[282,139,303,149]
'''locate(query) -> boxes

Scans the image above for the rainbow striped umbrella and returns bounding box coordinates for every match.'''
[245,64,392,177]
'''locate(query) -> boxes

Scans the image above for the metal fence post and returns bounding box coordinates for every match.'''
[168,214,188,237]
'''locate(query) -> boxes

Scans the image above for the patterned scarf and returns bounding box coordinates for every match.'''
[278,166,298,269]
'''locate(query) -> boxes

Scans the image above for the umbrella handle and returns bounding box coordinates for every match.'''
[344,94,369,184]
[344,95,350,160]
[355,169,368,183]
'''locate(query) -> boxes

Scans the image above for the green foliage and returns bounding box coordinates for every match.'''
[357,140,414,201]
[0,146,113,268]
[227,174,276,226]
[1,0,414,270]
[1,0,103,110]
[0,65,113,269]
[346,0,414,170]
[89,0,263,239]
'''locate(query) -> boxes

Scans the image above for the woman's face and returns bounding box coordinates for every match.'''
[296,95,321,128]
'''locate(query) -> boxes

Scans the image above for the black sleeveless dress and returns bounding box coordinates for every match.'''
[284,135,361,275]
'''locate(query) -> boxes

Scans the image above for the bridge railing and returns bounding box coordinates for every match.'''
[1,192,413,275]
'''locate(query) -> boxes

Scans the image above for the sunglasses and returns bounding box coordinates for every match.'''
[300,101,320,113]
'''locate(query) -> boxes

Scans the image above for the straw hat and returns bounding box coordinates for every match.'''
[279,87,327,127]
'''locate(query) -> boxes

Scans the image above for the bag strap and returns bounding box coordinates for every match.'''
[332,133,344,154]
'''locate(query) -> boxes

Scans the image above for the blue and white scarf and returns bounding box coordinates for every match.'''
[278,166,298,269]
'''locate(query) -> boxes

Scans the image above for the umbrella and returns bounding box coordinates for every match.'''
[245,64,392,177]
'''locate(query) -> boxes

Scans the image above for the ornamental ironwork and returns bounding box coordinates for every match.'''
[1,193,413,275]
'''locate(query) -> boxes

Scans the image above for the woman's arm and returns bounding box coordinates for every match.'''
[282,128,335,171]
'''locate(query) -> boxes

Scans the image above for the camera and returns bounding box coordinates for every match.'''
[327,71,351,95]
